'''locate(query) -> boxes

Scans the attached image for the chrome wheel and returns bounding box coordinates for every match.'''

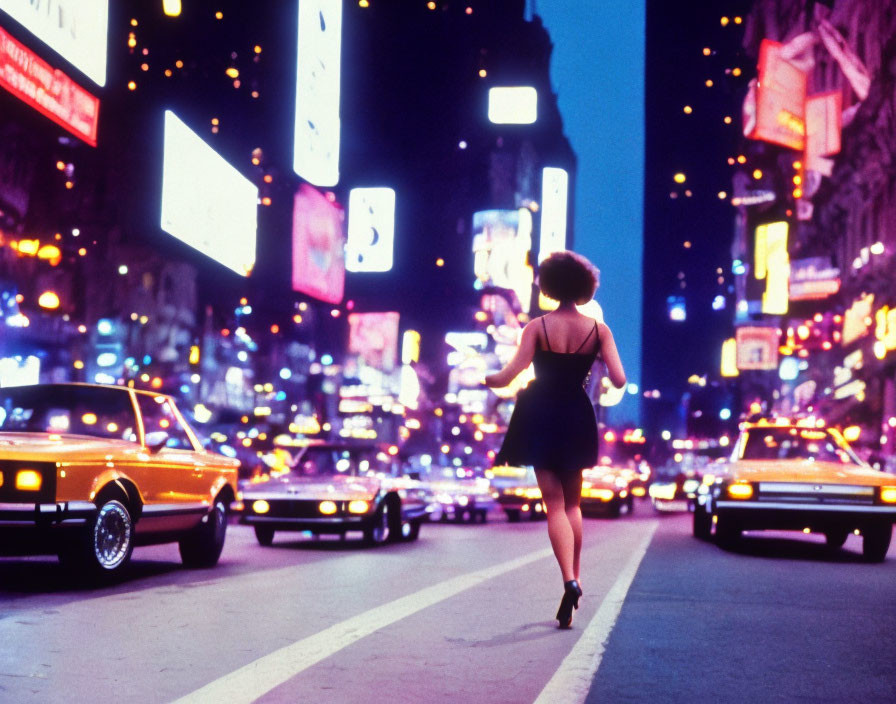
[93,500,133,570]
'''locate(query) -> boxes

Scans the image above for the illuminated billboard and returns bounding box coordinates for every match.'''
[789,257,840,301]
[292,184,345,303]
[805,91,841,172]
[294,0,342,187]
[0,26,99,145]
[735,327,779,371]
[538,167,568,262]
[472,209,534,313]
[348,312,400,373]
[743,40,807,150]
[0,0,108,86]
[160,111,258,276]
[488,86,537,124]
[842,294,874,346]
[721,338,739,378]
[346,187,395,272]
[754,221,789,315]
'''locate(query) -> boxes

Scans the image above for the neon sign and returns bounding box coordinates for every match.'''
[0,26,99,145]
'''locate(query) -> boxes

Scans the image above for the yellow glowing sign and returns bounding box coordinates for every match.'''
[842,294,874,345]
[754,222,789,315]
[401,330,421,365]
[874,306,896,357]
[721,337,739,377]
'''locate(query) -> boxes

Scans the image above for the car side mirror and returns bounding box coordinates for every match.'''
[145,431,169,452]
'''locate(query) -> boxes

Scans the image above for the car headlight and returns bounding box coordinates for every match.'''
[319,500,338,515]
[727,482,754,499]
[880,486,896,504]
[348,500,370,514]
[682,479,700,494]
[649,483,677,501]
[16,469,42,491]
[252,499,270,514]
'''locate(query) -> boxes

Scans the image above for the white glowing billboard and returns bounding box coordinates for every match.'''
[0,0,108,86]
[488,86,537,124]
[346,187,395,272]
[160,111,258,276]
[472,209,534,313]
[538,167,568,262]
[294,0,342,187]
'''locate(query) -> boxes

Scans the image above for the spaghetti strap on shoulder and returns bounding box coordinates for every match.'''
[572,321,597,354]
[541,316,552,352]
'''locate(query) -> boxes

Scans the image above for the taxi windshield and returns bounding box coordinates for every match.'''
[740,427,861,465]
[0,385,137,442]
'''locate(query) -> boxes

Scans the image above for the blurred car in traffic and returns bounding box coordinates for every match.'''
[425,470,496,523]
[239,441,428,545]
[651,439,731,512]
[694,419,896,562]
[581,465,634,518]
[0,383,239,578]
[490,465,546,521]
[649,467,704,513]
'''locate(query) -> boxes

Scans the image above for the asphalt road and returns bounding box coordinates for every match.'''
[1,504,894,703]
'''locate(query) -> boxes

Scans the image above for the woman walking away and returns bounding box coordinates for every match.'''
[484,251,626,629]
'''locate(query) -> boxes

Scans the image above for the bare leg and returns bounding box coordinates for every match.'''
[562,472,584,581]
[535,469,580,582]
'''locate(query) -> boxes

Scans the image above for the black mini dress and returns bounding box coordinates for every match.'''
[495,318,600,476]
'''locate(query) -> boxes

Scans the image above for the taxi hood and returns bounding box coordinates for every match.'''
[0,432,144,463]
[726,459,891,486]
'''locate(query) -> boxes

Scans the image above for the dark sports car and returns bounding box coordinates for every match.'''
[239,442,428,546]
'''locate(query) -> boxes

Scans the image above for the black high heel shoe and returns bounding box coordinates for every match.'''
[556,579,582,629]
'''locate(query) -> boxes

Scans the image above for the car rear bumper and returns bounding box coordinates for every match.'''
[715,500,896,529]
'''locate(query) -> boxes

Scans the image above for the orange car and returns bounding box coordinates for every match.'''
[694,420,896,561]
[0,383,239,577]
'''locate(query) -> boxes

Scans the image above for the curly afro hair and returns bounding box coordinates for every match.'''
[537,250,599,304]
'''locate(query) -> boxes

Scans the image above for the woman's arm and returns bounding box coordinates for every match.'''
[598,323,626,388]
[484,320,539,388]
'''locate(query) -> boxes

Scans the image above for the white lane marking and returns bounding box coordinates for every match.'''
[173,547,554,704]
[534,521,658,704]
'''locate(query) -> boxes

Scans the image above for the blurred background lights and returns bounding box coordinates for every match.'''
[38,291,60,309]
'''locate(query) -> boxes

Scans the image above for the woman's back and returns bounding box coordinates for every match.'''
[538,311,602,355]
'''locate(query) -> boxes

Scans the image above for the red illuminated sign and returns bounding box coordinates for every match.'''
[735,326,779,371]
[348,312,400,373]
[291,184,345,304]
[0,25,99,146]
[744,40,807,151]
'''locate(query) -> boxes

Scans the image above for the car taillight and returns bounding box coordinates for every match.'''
[727,482,753,500]
[880,486,896,504]
[15,469,42,491]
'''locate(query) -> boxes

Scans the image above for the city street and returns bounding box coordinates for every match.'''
[2,506,895,703]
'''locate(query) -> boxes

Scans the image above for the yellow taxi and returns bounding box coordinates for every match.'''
[489,465,546,521]
[694,419,896,561]
[581,465,633,518]
[0,383,239,577]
